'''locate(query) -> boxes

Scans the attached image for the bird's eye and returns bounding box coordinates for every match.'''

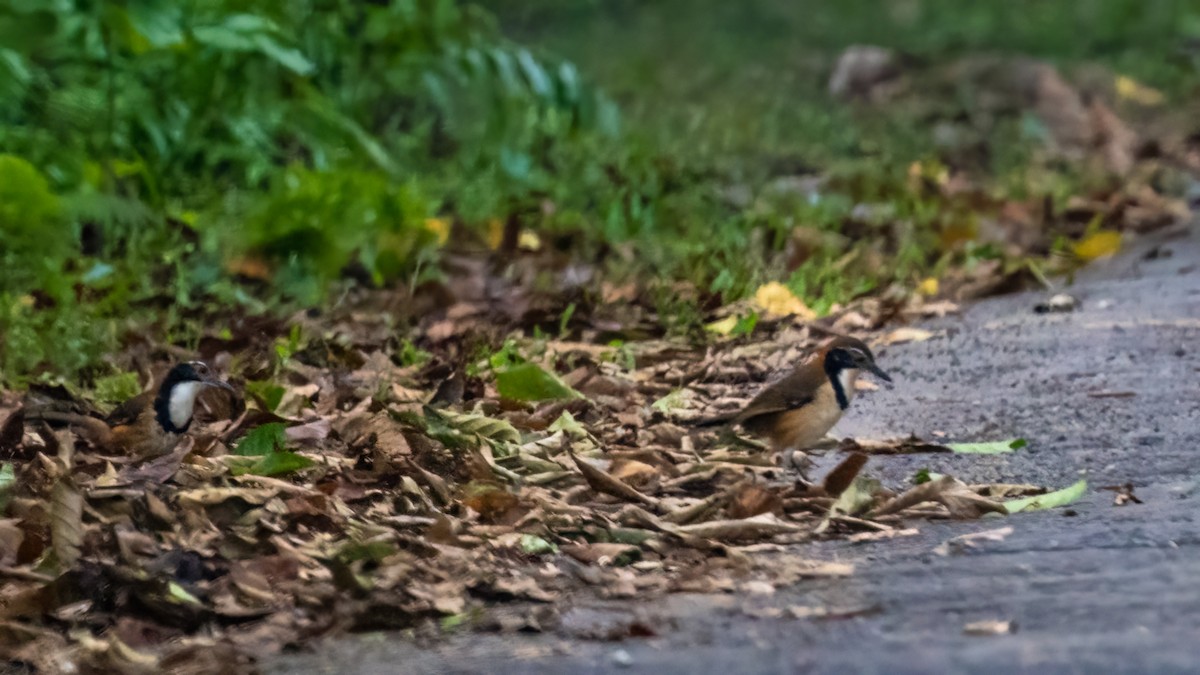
[194,362,209,375]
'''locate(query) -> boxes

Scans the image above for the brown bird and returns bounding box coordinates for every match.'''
[27,361,235,459]
[695,336,891,455]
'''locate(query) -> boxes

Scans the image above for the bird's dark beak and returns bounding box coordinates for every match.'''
[865,362,893,385]
[203,376,236,393]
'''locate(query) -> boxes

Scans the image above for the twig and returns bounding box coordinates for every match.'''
[0,565,55,583]
[229,473,320,496]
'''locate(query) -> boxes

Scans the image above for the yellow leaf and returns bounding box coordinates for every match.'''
[917,277,939,296]
[424,217,450,245]
[754,282,816,319]
[883,327,935,345]
[1115,75,1164,106]
[518,230,542,251]
[485,218,505,250]
[705,315,739,336]
[1073,231,1122,261]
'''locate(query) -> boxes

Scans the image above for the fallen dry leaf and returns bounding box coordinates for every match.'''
[1115,74,1164,106]
[675,513,805,542]
[964,620,1017,636]
[873,476,1008,519]
[847,527,919,543]
[727,482,783,519]
[50,473,83,568]
[570,452,660,509]
[881,327,934,345]
[821,452,868,497]
[837,436,953,455]
[753,282,816,319]
[1074,230,1122,261]
[933,526,1014,556]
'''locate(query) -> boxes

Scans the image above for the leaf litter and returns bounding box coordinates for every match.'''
[0,274,1093,672]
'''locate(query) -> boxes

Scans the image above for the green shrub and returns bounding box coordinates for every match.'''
[0,0,613,381]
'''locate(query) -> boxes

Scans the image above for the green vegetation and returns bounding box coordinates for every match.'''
[2,0,1198,383]
[0,0,614,381]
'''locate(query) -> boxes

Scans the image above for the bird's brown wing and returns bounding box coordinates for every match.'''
[105,391,154,428]
[733,365,825,423]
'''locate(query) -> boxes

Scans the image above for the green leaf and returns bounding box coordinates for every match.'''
[731,312,759,337]
[337,539,396,564]
[651,388,687,414]
[441,613,468,631]
[548,410,587,437]
[558,302,576,337]
[829,476,881,517]
[0,463,14,513]
[245,380,286,412]
[516,49,552,98]
[191,14,314,75]
[235,451,315,477]
[495,362,582,402]
[487,339,524,371]
[519,534,557,555]
[0,48,32,98]
[1005,480,1087,514]
[234,423,287,456]
[252,33,316,76]
[94,371,141,406]
[948,439,1027,454]
[167,581,203,606]
[125,2,183,48]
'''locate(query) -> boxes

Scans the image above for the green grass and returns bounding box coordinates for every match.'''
[1,0,1197,382]
[490,0,1199,180]
[481,0,1200,311]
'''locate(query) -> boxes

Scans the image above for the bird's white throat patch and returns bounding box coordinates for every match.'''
[839,368,860,401]
[168,381,204,429]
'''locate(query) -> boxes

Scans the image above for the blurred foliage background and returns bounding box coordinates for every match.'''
[1,0,1199,383]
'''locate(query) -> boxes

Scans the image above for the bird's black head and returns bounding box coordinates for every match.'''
[154,361,234,433]
[822,336,892,383]
[162,361,208,387]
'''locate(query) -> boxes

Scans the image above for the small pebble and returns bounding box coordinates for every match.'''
[1034,293,1078,314]
[611,649,634,668]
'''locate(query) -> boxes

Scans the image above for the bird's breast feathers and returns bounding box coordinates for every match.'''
[770,380,847,451]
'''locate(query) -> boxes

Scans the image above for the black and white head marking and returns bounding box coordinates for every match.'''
[152,361,225,433]
[823,339,891,410]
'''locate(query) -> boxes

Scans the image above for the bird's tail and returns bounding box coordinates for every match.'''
[22,409,113,448]
[690,411,739,427]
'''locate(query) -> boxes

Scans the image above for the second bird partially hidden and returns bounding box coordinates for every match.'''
[29,361,235,459]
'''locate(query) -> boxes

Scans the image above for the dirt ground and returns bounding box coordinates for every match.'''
[267,222,1200,674]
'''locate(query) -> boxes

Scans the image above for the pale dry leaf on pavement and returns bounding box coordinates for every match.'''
[933,526,1014,556]
[964,619,1017,636]
[881,327,935,345]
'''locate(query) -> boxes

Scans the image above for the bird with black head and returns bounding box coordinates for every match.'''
[27,361,236,459]
[694,335,891,461]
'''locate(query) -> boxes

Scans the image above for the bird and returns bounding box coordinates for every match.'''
[694,335,891,457]
[26,361,235,459]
